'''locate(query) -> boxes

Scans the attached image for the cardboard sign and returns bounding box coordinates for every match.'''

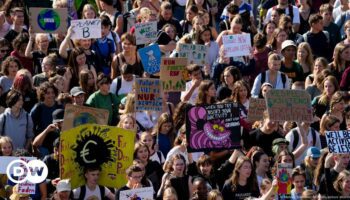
[266,90,313,122]
[179,44,208,65]
[119,187,153,200]
[135,21,157,45]
[62,104,109,131]
[160,57,188,92]
[277,163,293,196]
[70,19,101,39]
[247,98,266,122]
[138,44,161,74]
[29,7,68,33]
[326,130,350,153]
[185,103,241,152]
[60,124,135,189]
[222,34,251,57]
[135,78,162,111]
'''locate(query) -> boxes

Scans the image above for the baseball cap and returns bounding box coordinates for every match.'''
[281,40,297,52]
[52,109,64,123]
[70,86,85,97]
[272,138,290,146]
[306,147,321,158]
[56,179,71,193]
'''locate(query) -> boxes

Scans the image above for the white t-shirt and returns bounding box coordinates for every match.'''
[285,127,321,166]
[265,5,300,25]
[73,185,111,200]
[181,80,199,105]
[110,75,135,95]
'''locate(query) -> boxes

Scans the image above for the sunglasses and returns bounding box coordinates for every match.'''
[0,49,9,53]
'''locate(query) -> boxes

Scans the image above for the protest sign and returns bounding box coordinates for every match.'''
[179,44,208,65]
[266,90,312,122]
[160,57,188,92]
[70,19,101,39]
[222,34,251,57]
[62,104,109,131]
[29,7,68,33]
[186,103,241,152]
[135,78,162,111]
[60,124,135,188]
[138,44,161,74]
[135,21,157,45]
[247,98,266,122]
[277,163,293,196]
[119,187,153,200]
[0,156,36,174]
[18,182,36,194]
[326,130,350,153]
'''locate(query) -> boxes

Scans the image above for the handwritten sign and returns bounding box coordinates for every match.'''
[160,57,188,92]
[60,124,135,189]
[138,44,161,74]
[222,34,251,57]
[179,44,208,65]
[277,163,292,196]
[135,78,162,111]
[119,187,153,200]
[29,7,68,33]
[18,181,36,194]
[247,98,266,122]
[135,21,157,45]
[326,130,350,153]
[266,90,312,122]
[186,103,241,152]
[70,19,101,39]
[62,104,109,131]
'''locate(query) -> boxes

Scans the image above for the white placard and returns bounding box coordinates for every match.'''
[135,21,157,45]
[222,34,251,57]
[326,130,350,153]
[71,19,101,39]
[119,187,153,200]
[0,156,36,174]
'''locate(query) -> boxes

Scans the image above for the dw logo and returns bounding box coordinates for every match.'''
[6,159,48,184]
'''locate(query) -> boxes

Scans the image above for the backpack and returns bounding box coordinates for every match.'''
[76,185,107,200]
[291,128,317,151]
[114,76,122,96]
[260,71,287,88]
[302,31,330,44]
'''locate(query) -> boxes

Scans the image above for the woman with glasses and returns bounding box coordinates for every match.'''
[0,38,10,65]
[32,54,57,87]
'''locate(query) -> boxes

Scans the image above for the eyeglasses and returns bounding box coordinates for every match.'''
[0,49,9,53]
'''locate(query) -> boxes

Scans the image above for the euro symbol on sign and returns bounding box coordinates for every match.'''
[80,140,97,163]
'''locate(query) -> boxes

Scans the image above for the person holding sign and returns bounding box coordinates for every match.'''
[180,64,203,104]
[115,165,149,200]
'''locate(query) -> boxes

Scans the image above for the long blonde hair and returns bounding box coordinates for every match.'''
[297,42,314,72]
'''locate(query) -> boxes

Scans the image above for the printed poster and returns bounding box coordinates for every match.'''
[222,34,251,57]
[29,7,68,33]
[135,21,157,45]
[160,57,188,92]
[70,19,101,39]
[60,124,136,188]
[326,130,350,153]
[178,44,208,65]
[266,90,313,122]
[138,44,161,75]
[135,78,162,111]
[62,104,109,131]
[185,103,241,152]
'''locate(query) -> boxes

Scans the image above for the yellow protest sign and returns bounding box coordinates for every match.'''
[60,124,135,189]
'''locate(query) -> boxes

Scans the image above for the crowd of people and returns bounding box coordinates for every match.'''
[1,0,350,199]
